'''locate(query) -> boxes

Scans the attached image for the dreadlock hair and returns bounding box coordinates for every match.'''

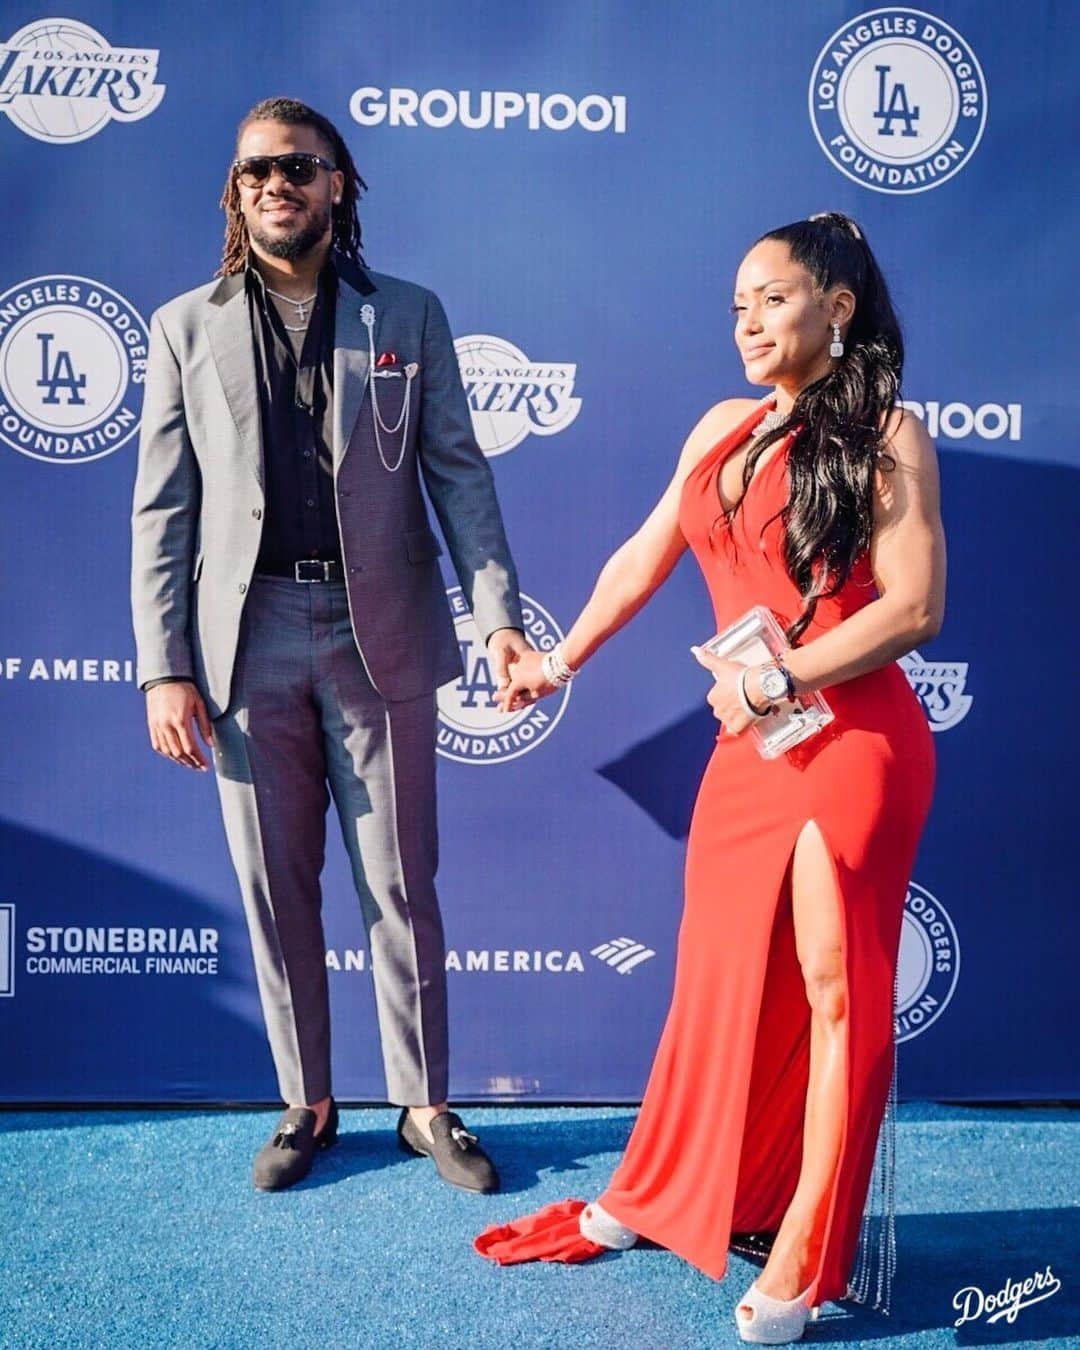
[218,96,367,276]
[718,211,903,646]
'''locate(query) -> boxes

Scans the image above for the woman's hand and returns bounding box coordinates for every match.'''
[690,648,772,736]
[498,649,558,713]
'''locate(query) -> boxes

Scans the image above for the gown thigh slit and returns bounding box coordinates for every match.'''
[599,400,934,1313]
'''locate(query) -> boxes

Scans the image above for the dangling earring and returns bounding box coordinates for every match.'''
[830,322,844,359]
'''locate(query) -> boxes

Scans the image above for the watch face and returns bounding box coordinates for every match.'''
[761,667,788,700]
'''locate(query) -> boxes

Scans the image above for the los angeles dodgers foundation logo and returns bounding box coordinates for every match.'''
[900,649,973,731]
[437,587,570,764]
[0,18,165,143]
[0,276,148,463]
[809,9,987,194]
[455,334,581,457]
[896,881,959,1042]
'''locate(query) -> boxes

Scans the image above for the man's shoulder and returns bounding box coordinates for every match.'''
[355,266,435,310]
[152,274,241,330]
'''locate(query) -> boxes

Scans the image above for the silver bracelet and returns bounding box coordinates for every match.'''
[542,641,578,686]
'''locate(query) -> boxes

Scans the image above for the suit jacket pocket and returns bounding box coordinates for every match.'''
[405,527,443,564]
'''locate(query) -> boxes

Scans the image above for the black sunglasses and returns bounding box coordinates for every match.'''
[233,152,337,188]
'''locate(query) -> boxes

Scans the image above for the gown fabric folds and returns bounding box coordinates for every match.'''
[476,398,936,1312]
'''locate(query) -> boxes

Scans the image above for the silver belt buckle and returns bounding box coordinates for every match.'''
[294,560,330,583]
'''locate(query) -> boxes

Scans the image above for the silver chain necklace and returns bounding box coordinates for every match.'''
[265,285,317,330]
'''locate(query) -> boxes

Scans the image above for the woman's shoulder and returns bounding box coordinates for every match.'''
[877,404,936,468]
[678,397,763,471]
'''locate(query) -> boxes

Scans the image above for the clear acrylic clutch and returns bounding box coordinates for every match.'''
[700,605,833,759]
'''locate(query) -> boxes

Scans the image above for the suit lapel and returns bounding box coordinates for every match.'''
[333,266,379,471]
[205,275,263,489]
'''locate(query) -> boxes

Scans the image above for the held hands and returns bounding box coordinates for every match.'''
[690,647,772,736]
[146,681,214,771]
[487,627,533,692]
[497,648,557,713]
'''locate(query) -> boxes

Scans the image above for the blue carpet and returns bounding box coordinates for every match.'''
[0,1103,1076,1349]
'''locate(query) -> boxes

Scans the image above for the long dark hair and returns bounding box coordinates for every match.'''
[722,212,902,645]
[218,97,366,276]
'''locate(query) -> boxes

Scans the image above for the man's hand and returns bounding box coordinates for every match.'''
[486,628,532,693]
[497,649,557,713]
[146,681,214,771]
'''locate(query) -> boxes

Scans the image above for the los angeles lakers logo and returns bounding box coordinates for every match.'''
[454,334,581,457]
[809,9,987,194]
[900,649,973,731]
[895,881,959,1042]
[0,275,149,463]
[0,18,165,144]
[437,587,571,764]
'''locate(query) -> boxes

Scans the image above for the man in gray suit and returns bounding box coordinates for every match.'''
[131,97,528,1191]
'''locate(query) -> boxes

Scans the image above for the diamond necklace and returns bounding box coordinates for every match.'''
[751,406,790,438]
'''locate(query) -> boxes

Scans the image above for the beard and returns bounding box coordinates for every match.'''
[248,200,332,261]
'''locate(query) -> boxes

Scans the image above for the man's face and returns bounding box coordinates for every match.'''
[234,119,345,262]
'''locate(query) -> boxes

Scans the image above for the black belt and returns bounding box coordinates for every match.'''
[258,559,344,582]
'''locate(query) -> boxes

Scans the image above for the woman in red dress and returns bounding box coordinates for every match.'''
[490,213,944,1342]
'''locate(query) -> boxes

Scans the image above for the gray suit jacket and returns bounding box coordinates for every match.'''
[131,255,523,717]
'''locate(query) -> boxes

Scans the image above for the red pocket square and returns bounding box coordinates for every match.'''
[376,351,397,368]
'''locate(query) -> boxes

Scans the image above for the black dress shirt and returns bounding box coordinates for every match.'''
[143,262,340,692]
[248,260,341,574]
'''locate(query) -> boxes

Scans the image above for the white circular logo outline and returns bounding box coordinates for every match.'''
[0,273,148,465]
[437,586,571,765]
[896,879,960,1042]
[808,7,988,196]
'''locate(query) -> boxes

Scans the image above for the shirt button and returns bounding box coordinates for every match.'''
[238,582,247,594]
[252,508,262,519]
[306,498,315,508]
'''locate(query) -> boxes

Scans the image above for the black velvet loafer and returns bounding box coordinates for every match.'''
[253,1097,339,1191]
[396,1107,499,1193]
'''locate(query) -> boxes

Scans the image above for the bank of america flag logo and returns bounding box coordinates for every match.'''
[0,904,14,996]
[590,936,655,975]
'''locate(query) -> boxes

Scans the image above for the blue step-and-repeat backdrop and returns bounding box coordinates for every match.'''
[1,2,1076,1103]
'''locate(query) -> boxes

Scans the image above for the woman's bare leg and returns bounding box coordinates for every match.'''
[739,821,848,1313]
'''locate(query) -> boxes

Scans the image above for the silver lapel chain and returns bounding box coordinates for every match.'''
[361,303,417,473]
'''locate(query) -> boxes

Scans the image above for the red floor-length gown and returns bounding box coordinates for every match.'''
[595,397,936,1309]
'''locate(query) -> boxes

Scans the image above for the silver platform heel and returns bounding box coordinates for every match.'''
[734,1280,820,1344]
[578,1200,638,1250]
